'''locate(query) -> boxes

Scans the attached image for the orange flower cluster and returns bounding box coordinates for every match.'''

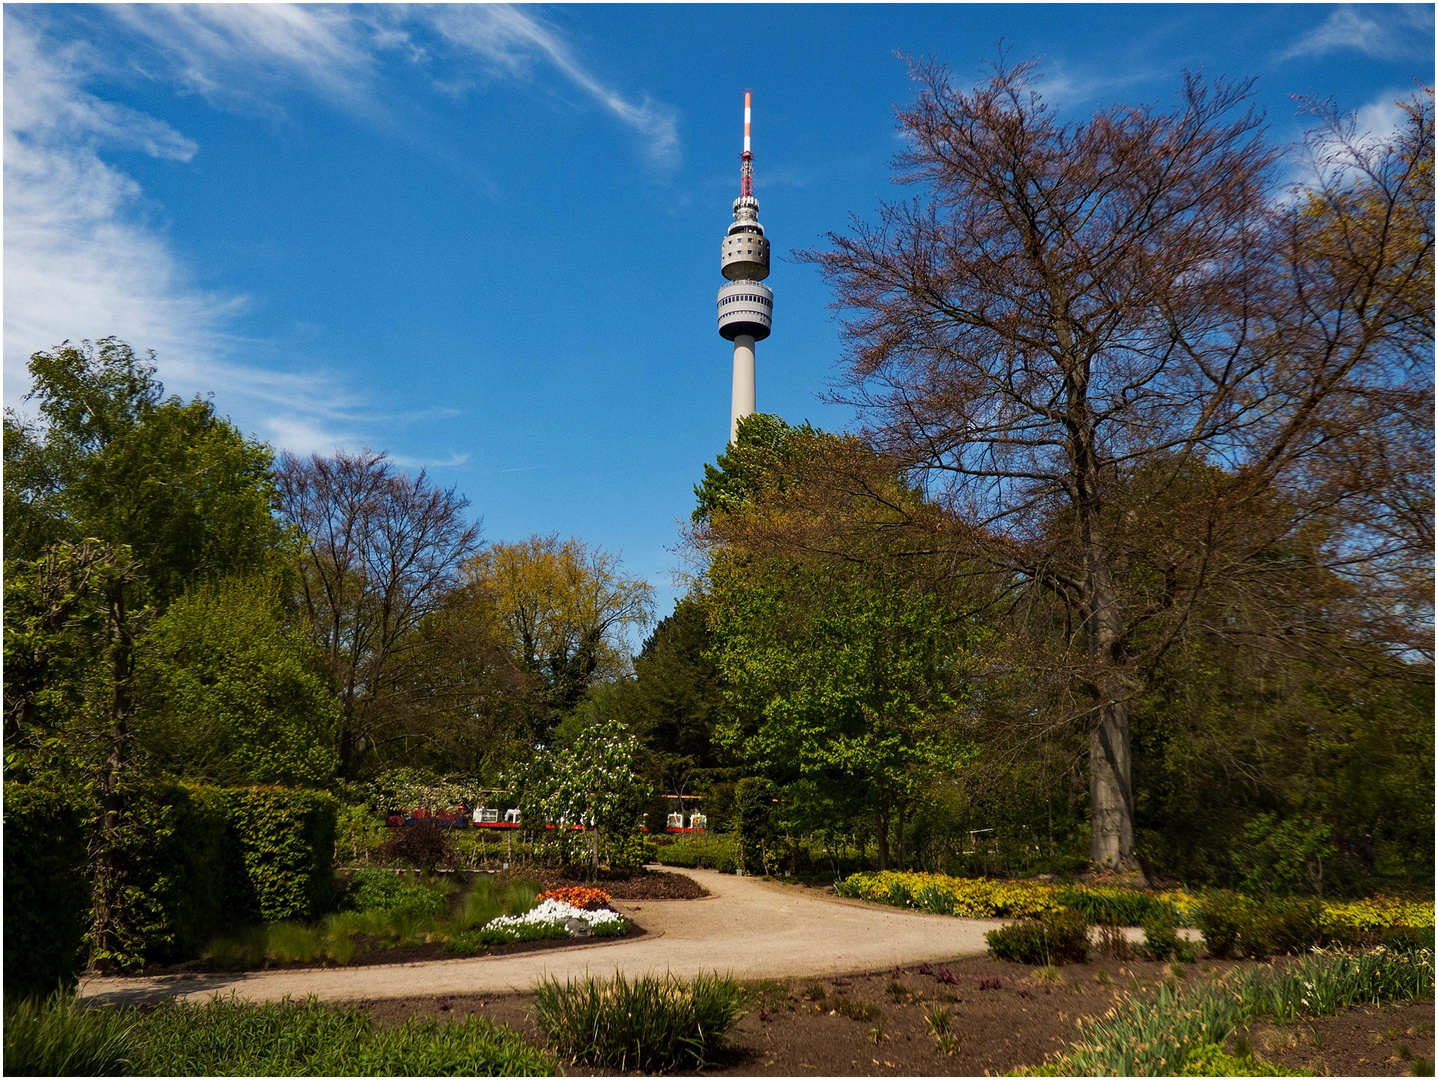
[536,886,611,910]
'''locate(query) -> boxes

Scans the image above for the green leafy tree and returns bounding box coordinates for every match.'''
[4,339,290,604]
[507,714,648,879]
[696,416,984,869]
[136,575,341,787]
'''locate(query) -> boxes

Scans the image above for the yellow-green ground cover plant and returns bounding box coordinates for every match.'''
[835,869,1433,938]
[1023,945,1435,1076]
[3,991,554,1077]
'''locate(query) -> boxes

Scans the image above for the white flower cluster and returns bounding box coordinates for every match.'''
[483,898,624,935]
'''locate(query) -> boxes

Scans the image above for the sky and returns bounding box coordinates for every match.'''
[5,2,1433,628]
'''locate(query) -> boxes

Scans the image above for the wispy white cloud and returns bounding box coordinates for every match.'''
[5,5,681,460]
[421,5,680,169]
[4,12,236,406]
[1279,5,1434,62]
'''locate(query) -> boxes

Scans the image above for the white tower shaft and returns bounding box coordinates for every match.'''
[718,90,770,444]
[731,334,756,443]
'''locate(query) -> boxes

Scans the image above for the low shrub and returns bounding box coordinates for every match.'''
[534,971,744,1072]
[1055,886,1174,927]
[1193,892,1322,959]
[1382,924,1436,951]
[348,869,447,920]
[985,909,1090,965]
[1141,913,1182,961]
[1193,891,1249,958]
[590,918,632,939]
[380,820,454,873]
[3,990,137,1076]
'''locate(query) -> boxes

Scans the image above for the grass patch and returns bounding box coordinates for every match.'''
[4,992,553,1076]
[534,971,744,1072]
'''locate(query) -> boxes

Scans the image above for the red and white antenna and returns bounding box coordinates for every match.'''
[740,90,753,198]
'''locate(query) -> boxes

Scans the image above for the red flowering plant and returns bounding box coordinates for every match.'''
[537,886,611,910]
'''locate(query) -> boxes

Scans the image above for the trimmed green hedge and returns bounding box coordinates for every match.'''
[226,787,337,923]
[3,782,338,979]
[654,835,739,874]
[3,784,92,998]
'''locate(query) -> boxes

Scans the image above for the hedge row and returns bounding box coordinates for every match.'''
[3,782,337,995]
[653,835,739,875]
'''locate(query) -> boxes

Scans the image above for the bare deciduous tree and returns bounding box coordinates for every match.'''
[276,449,482,776]
[806,60,1432,872]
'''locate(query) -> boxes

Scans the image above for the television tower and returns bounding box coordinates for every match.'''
[716,90,772,444]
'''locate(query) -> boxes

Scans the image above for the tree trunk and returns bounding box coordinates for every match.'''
[90,581,132,972]
[1089,699,1134,868]
[876,804,891,870]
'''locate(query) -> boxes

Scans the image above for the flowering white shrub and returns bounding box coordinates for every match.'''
[484,898,624,935]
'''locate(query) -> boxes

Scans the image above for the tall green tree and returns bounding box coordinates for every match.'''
[5,339,290,604]
[696,416,984,869]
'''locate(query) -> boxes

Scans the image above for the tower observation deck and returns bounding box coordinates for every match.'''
[717,91,772,443]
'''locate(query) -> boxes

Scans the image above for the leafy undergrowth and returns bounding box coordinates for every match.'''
[534,970,745,1073]
[3,992,554,1077]
[1024,946,1435,1076]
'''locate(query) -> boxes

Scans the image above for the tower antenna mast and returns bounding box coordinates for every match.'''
[716,90,772,444]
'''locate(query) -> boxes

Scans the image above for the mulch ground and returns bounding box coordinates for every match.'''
[362,953,1435,1077]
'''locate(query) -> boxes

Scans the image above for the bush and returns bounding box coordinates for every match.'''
[380,820,454,872]
[986,909,1090,965]
[589,918,632,939]
[734,778,779,876]
[3,990,137,1076]
[1141,913,1182,960]
[1382,924,1436,951]
[3,784,92,998]
[1193,892,1321,959]
[126,994,554,1075]
[534,971,744,1072]
[349,869,447,920]
[1193,891,1249,958]
[225,786,339,923]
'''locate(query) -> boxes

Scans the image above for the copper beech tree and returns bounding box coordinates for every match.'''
[806,61,1433,872]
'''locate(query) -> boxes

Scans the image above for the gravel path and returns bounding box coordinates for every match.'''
[79,869,1004,1006]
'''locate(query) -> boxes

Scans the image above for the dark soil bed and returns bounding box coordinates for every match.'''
[362,953,1435,1077]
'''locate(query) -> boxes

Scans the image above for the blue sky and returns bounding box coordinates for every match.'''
[5,3,1433,626]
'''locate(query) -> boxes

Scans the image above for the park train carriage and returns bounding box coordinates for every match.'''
[644,794,707,835]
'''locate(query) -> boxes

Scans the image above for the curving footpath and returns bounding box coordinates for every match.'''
[80,869,1005,1007]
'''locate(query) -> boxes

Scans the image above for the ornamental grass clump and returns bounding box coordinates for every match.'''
[1033,947,1434,1077]
[3,990,138,1077]
[533,971,744,1073]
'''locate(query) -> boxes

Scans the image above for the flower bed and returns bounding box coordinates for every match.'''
[1321,895,1435,934]
[536,886,611,910]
